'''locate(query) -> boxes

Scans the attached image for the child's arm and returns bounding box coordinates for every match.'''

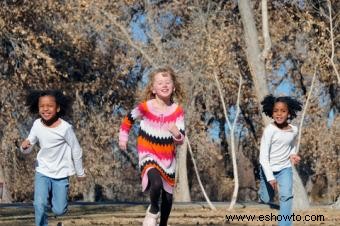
[289,131,301,165]
[118,104,143,150]
[20,123,38,154]
[259,126,275,184]
[65,127,85,178]
[169,110,185,145]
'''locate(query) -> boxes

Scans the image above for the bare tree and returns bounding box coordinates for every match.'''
[238,0,269,119]
[238,0,310,209]
[212,71,242,209]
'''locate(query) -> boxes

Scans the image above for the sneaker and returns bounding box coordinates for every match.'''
[143,206,159,226]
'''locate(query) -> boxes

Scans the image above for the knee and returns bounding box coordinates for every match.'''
[34,199,48,211]
[280,194,293,202]
[150,178,162,192]
[52,206,67,216]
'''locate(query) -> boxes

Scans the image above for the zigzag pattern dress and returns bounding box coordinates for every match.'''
[119,100,185,194]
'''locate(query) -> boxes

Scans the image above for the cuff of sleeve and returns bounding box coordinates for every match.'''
[172,133,184,142]
[20,146,32,154]
[77,169,85,177]
[266,174,275,182]
[119,132,128,143]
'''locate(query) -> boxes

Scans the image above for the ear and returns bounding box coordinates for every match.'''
[57,106,60,112]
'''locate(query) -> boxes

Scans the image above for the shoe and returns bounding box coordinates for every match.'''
[56,222,63,226]
[143,206,159,226]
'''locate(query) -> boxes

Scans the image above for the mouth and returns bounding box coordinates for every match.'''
[41,113,52,118]
[275,118,286,124]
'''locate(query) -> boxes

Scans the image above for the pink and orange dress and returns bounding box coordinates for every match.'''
[119,100,185,194]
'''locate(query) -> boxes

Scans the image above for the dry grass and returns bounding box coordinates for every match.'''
[0,202,339,226]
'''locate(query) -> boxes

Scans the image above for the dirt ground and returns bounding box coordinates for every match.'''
[0,202,339,226]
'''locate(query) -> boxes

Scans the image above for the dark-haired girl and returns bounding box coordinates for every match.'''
[259,94,302,226]
[21,90,85,226]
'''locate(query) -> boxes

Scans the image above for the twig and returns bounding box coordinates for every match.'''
[186,137,216,211]
[327,0,340,84]
[296,65,317,154]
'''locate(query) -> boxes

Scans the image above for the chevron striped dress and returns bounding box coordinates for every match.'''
[119,100,185,194]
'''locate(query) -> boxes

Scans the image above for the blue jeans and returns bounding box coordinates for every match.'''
[34,172,69,226]
[259,167,293,226]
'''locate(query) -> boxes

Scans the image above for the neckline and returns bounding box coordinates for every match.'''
[146,99,178,117]
[39,118,63,129]
[270,122,293,131]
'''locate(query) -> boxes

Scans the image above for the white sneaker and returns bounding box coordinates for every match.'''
[142,206,159,226]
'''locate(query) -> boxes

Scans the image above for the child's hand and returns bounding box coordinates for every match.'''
[77,174,86,182]
[290,154,301,165]
[21,139,31,150]
[269,180,277,190]
[168,123,181,139]
[119,140,127,151]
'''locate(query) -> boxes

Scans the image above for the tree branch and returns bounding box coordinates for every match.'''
[186,136,216,210]
[100,10,157,67]
[228,75,242,210]
[296,65,317,154]
[327,0,340,84]
[261,0,271,60]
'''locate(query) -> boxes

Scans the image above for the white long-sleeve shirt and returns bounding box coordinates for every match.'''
[22,118,85,179]
[259,123,298,181]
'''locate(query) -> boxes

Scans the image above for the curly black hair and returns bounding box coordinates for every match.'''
[261,94,302,119]
[26,90,72,117]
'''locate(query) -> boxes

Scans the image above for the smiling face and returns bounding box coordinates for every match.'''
[152,72,174,101]
[38,95,59,121]
[272,101,289,125]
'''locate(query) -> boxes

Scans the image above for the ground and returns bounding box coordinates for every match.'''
[0,202,339,225]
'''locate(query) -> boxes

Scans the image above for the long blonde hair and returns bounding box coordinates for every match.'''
[140,67,185,104]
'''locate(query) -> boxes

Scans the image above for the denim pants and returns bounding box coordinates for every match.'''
[34,172,69,226]
[259,167,293,226]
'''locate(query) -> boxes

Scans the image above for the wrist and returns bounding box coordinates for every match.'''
[172,133,183,141]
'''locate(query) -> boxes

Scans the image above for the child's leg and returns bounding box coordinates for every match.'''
[51,177,69,216]
[258,166,275,203]
[276,167,293,226]
[34,172,51,226]
[159,189,173,226]
[147,168,162,214]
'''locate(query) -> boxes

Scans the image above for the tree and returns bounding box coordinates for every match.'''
[238,0,310,209]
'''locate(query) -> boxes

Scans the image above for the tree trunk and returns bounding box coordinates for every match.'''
[238,0,269,108]
[238,0,310,210]
[0,167,11,203]
[174,140,191,202]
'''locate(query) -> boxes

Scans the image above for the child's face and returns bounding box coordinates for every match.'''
[38,95,59,121]
[152,72,174,101]
[272,102,289,125]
